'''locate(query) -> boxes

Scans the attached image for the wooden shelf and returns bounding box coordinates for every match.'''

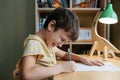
[72,8,100,14]
[63,42,93,45]
[37,8,101,14]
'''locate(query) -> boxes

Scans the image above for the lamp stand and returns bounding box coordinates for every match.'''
[89,11,120,60]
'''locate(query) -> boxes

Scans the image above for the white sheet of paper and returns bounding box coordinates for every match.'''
[75,62,120,71]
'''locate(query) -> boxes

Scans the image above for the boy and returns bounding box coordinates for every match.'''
[14,7,104,80]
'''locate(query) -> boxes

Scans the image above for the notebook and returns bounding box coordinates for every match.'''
[75,62,120,71]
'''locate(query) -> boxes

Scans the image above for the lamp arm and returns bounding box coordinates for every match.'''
[92,10,102,38]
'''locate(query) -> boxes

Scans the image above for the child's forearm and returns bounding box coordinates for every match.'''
[22,64,63,80]
[70,53,87,63]
[62,52,82,61]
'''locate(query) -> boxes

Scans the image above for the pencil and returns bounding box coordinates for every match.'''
[68,48,71,61]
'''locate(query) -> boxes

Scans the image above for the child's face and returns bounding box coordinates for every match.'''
[45,29,71,48]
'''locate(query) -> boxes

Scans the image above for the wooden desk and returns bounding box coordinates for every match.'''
[54,55,120,80]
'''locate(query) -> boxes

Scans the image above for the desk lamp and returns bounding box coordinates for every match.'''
[89,3,120,60]
[99,3,118,24]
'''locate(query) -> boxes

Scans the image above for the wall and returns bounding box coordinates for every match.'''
[111,0,120,50]
[0,0,35,80]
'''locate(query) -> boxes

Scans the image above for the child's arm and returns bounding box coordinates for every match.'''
[55,48,104,66]
[21,55,76,80]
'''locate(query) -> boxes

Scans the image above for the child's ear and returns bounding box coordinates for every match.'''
[48,20,56,32]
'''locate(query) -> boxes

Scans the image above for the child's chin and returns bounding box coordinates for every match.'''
[49,44,56,48]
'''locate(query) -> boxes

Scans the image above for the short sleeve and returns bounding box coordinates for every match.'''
[23,40,44,57]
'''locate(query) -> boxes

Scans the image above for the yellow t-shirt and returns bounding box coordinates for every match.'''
[23,35,58,67]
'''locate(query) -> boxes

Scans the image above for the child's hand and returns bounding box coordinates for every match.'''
[81,58,104,66]
[61,61,76,73]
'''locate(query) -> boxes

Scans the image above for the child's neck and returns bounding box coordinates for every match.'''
[36,29,46,41]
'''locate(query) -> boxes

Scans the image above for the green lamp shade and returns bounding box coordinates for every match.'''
[99,3,118,24]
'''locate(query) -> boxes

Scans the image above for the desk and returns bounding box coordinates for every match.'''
[54,55,120,80]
